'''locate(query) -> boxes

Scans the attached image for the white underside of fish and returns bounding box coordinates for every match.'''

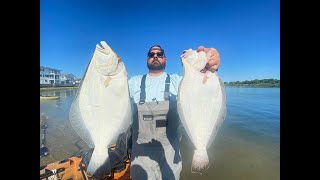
[69,41,132,177]
[177,49,226,174]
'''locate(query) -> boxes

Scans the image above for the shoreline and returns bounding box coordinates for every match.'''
[40,85,279,92]
[224,85,280,88]
[40,86,79,92]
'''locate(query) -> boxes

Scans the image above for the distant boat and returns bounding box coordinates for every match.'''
[40,95,59,100]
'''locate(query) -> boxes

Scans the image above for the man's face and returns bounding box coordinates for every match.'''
[147,48,166,70]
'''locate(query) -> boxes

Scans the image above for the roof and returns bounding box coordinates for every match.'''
[66,74,76,78]
[40,66,61,72]
[60,73,77,78]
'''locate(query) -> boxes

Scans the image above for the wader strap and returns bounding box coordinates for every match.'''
[164,74,170,101]
[139,74,170,104]
[139,74,147,104]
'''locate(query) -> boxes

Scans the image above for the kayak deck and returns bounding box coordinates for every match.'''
[40,155,131,180]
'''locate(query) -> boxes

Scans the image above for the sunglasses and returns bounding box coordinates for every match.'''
[148,51,165,58]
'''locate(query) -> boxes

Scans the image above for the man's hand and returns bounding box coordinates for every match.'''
[197,46,220,72]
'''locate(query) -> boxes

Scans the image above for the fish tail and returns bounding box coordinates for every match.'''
[191,149,210,174]
[86,149,111,178]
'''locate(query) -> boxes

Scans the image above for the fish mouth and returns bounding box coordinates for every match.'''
[180,49,194,59]
[93,41,120,76]
[180,49,208,72]
[94,53,118,76]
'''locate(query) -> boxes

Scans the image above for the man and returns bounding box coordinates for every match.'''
[128,45,220,180]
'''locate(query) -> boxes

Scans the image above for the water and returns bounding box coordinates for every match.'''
[40,87,280,180]
[180,87,280,180]
[40,89,91,166]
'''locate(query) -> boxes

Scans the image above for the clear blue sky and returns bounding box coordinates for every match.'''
[40,0,279,82]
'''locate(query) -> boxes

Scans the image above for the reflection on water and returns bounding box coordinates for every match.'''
[40,88,90,166]
[180,124,279,180]
[40,87,280,180]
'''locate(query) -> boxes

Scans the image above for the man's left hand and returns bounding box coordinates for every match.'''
[197,46,220,72]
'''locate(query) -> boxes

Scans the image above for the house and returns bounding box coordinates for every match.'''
[40,66,61,85]
[74,78,81,84]
[40,65,80,87]
[60,73,77,85]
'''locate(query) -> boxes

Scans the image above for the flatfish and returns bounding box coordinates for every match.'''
[177,49,227,174]
[69,41,132,178]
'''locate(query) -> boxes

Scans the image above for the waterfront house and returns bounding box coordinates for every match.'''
[75,78,81,84]
[60,73,77,85]
[40,66,61,85]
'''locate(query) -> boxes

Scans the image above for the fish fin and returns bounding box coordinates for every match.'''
[191,149,210,174]
[104,77,112,87]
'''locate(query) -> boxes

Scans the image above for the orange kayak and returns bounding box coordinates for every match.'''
[40,156,130,180]
[40,128,132,180]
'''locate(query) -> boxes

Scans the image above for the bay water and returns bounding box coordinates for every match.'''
[40,86,280,180]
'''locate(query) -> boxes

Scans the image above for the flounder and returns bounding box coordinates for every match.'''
[177,49,227,174]
[69,41,132,178]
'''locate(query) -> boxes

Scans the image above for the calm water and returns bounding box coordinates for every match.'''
[40,86,280,180]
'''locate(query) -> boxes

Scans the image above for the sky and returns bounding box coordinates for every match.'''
[40,0,280,82]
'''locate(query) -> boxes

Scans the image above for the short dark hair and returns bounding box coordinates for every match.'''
[147,45,165,57]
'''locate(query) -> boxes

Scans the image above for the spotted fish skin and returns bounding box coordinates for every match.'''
[177,49,227,174]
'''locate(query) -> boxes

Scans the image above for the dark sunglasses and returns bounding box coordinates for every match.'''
[148,51,164,58]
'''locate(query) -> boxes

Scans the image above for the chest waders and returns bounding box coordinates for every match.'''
[130,74,182,180]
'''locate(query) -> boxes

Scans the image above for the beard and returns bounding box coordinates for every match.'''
[147,59,166,70]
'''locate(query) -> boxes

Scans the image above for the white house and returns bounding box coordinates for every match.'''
[40,66,61,85]
[75,78,81,84]
[60,73,77,85]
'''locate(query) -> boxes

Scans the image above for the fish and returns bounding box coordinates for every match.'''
[69,41,132,178]
[177,49,227,174]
